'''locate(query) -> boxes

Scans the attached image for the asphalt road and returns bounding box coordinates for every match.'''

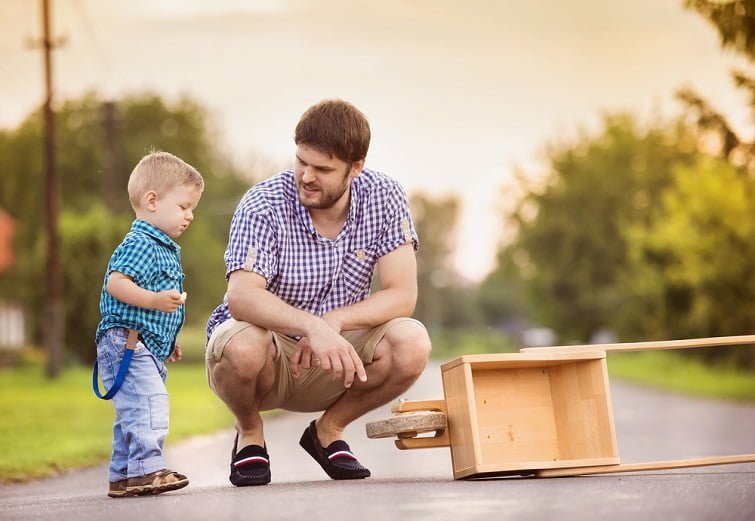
[1,361,753,521]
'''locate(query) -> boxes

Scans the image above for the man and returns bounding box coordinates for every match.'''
[205,99,431,486]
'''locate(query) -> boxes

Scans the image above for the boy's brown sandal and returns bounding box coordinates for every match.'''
[125,469,189,496]
[107,479,129,498]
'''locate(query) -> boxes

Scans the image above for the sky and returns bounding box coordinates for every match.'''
[0,0,750,282]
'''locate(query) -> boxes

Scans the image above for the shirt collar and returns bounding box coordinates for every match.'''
[131,219,180,251]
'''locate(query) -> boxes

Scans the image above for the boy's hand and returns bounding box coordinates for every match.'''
[167,344,183,363]
[152,290,184,312]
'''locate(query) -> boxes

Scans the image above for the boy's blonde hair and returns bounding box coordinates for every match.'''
[127,150,204,209]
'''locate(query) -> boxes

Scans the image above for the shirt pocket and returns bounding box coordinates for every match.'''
[341,248,377,298]
[152,263,185,292]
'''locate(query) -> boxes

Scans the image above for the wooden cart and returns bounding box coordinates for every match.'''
[365,335,755,479]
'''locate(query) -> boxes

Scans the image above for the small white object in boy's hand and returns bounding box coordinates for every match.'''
[180,292,188,303]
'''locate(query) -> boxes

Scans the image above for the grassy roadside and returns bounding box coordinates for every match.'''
[0,362,233,483]
[606,349,755,402]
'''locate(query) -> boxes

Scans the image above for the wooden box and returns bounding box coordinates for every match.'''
[440,351,619,479]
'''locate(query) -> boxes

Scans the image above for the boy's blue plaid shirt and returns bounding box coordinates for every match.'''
[96,219,185,361]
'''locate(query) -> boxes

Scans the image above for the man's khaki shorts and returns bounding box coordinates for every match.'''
[205,317,425,412]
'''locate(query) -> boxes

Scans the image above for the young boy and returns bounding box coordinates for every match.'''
[95,150,203,498]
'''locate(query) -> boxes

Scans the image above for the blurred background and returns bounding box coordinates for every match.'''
[1,0,755,374]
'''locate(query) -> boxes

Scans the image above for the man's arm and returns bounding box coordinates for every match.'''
[226,270,367,386]
[227,269,318,338]
[323,243,418,333]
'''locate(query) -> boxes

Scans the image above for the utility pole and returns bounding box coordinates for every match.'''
[39,0,65,378]
[102,101,123,211]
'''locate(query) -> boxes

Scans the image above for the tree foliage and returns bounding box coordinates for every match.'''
[0,92,252,363]
[409,193,479,329]
[680,1,755,171]
[686,0,755,60]
[622,158,755,367]
[495,115,701,343]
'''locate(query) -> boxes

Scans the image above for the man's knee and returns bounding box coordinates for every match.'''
[213,325,274,383]
[383,321,432,376]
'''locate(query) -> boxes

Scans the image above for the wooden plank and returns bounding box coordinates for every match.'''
[394,431,450,450]
[454,456,621,479]
[391,399,446,414]
[442,361,481,479]
[535,454,755,477]
[474,366,561,465]
[520,334,755,354]
[549,359,619,461]
[441,351,605,372]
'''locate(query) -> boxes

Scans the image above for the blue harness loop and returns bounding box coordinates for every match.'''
[92,329,139,400]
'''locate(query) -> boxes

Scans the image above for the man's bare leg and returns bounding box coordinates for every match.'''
[314,320,432,446]
[209,324,277,449]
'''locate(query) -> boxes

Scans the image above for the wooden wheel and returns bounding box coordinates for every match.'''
[366,410,447,439]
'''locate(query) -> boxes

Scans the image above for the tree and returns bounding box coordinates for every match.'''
[622,157,755,368]
[409,193,479,329]
[687,0,755,59]
[0,91,254,364]
[680,1,755,171]
[493,115,701,342]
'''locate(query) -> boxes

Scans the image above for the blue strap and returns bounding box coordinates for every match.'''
[92,329,138,400]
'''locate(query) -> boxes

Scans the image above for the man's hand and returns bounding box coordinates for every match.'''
[151,290,185,313]
[290,319,367,388]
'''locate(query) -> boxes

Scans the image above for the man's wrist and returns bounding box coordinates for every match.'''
[323,308,346,333]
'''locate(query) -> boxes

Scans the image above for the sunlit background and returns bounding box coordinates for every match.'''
[1,0,755,484]
[1,0,749,279]
[1,0,754,369]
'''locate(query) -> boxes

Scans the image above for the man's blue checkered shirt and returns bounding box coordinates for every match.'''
[96,219,185,361]
[206,168,418,340]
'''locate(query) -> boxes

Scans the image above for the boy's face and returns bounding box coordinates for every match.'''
[143,184,202,239]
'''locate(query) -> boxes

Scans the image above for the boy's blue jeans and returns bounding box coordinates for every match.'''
[96,328,169,483]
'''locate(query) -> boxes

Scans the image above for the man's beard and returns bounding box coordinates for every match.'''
[297,177,351,209]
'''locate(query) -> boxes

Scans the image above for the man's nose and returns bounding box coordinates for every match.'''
[302,166,316,183]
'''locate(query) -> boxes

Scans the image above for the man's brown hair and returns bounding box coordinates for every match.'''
[294,99,371,163]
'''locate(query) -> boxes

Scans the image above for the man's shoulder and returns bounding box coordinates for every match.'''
[238,170,295,213]
[357,168,398,186]
[355,168,407,199]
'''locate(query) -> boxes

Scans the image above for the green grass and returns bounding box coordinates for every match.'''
[0,361,233,483]
[607,350,755,402]
[428,327,516,360]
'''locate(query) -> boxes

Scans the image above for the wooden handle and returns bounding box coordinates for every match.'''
[520,334,755,354]
[391,399,447,414]
[535,454,755,477]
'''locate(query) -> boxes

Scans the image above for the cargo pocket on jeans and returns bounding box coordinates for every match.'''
[148,393,170,430]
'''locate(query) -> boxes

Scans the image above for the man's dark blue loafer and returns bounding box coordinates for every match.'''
[229,433,271,486]
[299,420,370,480]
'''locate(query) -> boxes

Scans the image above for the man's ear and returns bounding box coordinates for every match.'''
[143,191,158,211]
[349,159,365,178]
